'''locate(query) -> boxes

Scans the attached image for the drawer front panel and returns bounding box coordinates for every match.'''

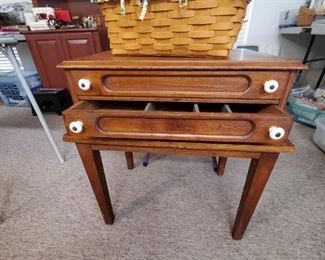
[97,117,254,139]
[103,75,250,93]
[63,101,293,144]
[69,70,290,101]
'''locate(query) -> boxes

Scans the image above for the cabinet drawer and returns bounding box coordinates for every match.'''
[63,101,293,144]
[69,70,290,102]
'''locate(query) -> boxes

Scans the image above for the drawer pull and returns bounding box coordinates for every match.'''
[269,126,285,140]
[264,80,279,93]
[69,121,84,134]
[78,79,91,91]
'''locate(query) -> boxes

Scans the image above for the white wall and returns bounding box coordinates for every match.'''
[247,0,305,57]
[246,0,325,88]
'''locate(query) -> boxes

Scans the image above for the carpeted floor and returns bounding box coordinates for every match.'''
[0,105,324,260]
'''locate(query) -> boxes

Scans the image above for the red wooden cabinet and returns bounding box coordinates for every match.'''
[61,32,96,60]
[25,33,67,89]
[25,29,108,89]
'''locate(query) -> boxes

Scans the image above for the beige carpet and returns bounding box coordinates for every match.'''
[0,105,324,260]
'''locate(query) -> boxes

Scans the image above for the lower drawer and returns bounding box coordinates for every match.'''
[63,101,293,144]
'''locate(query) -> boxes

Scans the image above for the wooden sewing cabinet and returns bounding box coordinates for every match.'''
[58,50,305,240]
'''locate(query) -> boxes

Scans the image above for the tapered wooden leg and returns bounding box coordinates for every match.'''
[217,157,227,176]
[232,152,279,240]
[76,143,114,224]
[125,152,134,170]
[212,157,227,175]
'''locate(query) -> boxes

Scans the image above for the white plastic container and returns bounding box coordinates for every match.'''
[313,117,325,152]
[279,9,299,28]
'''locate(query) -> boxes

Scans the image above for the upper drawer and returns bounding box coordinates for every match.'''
[63,101,293,144]
[68,70,291,102]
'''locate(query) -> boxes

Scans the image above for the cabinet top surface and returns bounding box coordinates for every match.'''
[23,28,106,34]
[58,49,306,71]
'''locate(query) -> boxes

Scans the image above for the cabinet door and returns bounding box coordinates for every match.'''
[61,32,96,60]
[25,34,67,88]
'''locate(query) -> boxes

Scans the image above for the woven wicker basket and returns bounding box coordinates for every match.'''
[297,6,315,27]
[99,0,249,57]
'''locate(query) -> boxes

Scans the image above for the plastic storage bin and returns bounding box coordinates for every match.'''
[0,70,41,107]
[288,96,325,127]
[313,117,325,152]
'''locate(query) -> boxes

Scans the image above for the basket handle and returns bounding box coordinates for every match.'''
[179,0,188,7]
[137,0,187,21]
[120,0,126,15]
[138,0,149,21]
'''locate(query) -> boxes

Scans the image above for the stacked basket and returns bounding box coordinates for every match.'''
[98,0,249,57]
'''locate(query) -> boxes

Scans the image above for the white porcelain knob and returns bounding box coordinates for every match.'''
[269,126,285,140]
[69,121,84,134]
[78,79,91,91]
[264,80,279,93]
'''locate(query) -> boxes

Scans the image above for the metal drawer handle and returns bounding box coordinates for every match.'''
[264,80,279,93]
[269,126,285,140]
[69,121,84,134]
[78,79,91,91]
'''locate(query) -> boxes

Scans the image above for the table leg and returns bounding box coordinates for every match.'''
[77,143,114,224]
[315,63,325,89]
[232,152,279,240]
[212,157,227,175]
[125,152,134,170]
[217,157,227,176]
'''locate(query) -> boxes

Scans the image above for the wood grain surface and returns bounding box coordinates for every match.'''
[58,49,307,71]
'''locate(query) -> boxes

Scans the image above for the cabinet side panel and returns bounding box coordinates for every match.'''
[25,34,67,88]
[279,71,296,108]
[64,71,80,104]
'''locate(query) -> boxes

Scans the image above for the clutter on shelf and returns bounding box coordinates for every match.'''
[0,1,32,25]
[25,7,54,30]
[279,0,325,28]
[0,25,20,35]
[279,9,299,28]
[313,9,325,25]
[298,6,316,26]
[25,7,98,31]
[311,0,325,10]
[0,3,100,31]
[0,12,12,27]
[288,85,325,127]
